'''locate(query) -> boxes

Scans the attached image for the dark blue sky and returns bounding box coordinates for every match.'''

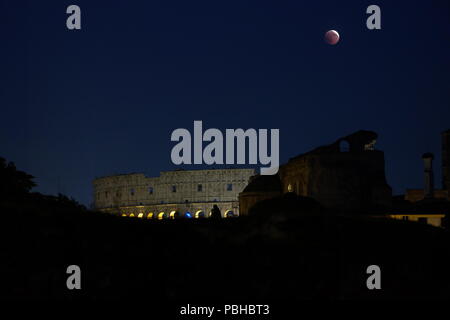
[1,0,450,205]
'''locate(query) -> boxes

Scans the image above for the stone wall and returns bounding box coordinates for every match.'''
[93,168,255,217]
[278,150,392,210]
[239,131,393,214]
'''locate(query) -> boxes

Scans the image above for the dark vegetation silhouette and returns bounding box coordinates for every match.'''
[0,157,36,198]
[1,156,450,300]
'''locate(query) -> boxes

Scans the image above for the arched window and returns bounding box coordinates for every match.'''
[225,210,236,218]
[158,212,167,220]
[169,211,180,219]
[364,140,376,151]
[195,210,205,218]
[339,140,350,152]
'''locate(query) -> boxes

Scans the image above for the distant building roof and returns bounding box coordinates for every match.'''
[242,174,282,193]
[290,130,378,160]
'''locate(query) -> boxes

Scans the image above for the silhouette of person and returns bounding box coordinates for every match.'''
[210,204,222,219]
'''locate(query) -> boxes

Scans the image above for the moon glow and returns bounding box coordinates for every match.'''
[325,30,340,45]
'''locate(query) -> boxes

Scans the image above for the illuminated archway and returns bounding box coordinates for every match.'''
[195,210,205,218]
[129,213,135,218]
[225,210,236,218]
[287,183,293,193]
[169,210,180,219]
[121,213,127,217]
[138,213,144,218]
[147,212,154,219]
[158,212,167,220]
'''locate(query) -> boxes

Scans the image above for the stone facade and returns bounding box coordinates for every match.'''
[239,130,392,214]
[93,168,255,218]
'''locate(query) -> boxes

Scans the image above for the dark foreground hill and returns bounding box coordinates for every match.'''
[1,193,449,301]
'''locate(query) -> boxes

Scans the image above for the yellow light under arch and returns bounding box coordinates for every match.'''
[158,212,166,220]
[138,213,144,218]
[147,212,154,219]
[225,210,235,218]
[169,210,178,219]
[129,213,135,218]
[287,183,293,192]
[195,210,205,218]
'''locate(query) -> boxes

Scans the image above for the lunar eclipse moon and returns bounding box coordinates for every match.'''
[325,30,340,45]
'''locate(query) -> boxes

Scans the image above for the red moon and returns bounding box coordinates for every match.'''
[324,30,340,45]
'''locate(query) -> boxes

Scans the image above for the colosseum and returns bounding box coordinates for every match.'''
[93,168,255,219]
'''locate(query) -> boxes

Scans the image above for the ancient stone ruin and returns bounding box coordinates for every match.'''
[239,130,392,214]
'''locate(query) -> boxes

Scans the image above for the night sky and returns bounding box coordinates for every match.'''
[2,0,450,206]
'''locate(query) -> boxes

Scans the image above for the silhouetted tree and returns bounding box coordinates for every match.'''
[0,157,36,198]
